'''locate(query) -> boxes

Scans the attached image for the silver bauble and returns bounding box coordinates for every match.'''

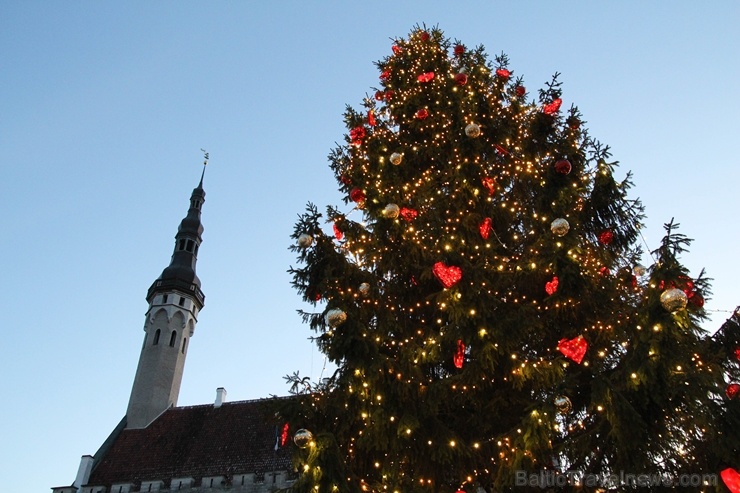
[390,152,403,166]
[384,203,400,219]
[465,123,481,138]
[554,395,572,415]
[325,308,347,327]
[297,233,314,248]
[293,428,313,449]
[550,218,570,237]
[660,288,688,312]
[358,282,371,296]
[633,264,647,277]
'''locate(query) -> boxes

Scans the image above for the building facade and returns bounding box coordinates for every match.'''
[52,173,293,493]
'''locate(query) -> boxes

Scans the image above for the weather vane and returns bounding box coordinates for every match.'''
[200,148,209,166]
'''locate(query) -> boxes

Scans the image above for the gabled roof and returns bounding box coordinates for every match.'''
[87,399,292,488]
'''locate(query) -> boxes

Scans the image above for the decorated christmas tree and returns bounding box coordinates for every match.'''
[278,27,740,492]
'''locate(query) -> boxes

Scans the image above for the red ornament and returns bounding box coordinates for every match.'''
[727,383,740,399]
[689,293,704,308]
[554,159,572,175]
[392,44,402,55]
[515,85,526,97]
[399,207,418,222]
[367,110,376,127]
[417,71,435,83]
[599,266,610,276]
[333,223,343,241]
[495,68,511,80]
[380,70,390,81]
[734,348,740,360]
[349,187,366,203]
[433,262,462,289]
[384,90,394,101]
[545,276,559,296]
[415,108,429,120]
[721,468,740,493]
[479,217,492,240]
[454,44,465,56]
[558,336,588,364]
[481,176,496,194]
[494,144,509,156]
[598,230,614,246]
[374,90,384,101]
[340,175,352,185]
[349,126,366,146]
[453,340,465,369]
[420,31,430,42]
[314,292,321,301]
[543,98,563,115]
[280,423,290,446]
[455,73,468,86]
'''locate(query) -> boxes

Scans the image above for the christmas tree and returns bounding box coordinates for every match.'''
[278,27,740,492]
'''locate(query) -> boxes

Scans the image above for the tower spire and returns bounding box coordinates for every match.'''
[199,148,208,188]
[126,164,208,429]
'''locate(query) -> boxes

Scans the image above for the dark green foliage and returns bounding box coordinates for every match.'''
[276,26,739,493]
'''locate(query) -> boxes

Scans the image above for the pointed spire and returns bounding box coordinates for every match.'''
[197,149,208,189]
[146,162,207,309]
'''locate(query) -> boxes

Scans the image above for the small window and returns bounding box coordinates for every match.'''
[186,239,194,252]
[169,330,177,347]
[182,337,187,354]
[179,296,186,307]
[178,239,186,250]
[153,329,160,345]
[162,294,168,304]
[194,244,199,255]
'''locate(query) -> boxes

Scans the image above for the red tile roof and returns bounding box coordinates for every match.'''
[87,399,293,488]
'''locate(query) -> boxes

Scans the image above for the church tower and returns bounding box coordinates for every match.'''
[125,170,206,429]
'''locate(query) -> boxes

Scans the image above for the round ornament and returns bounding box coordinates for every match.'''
[660,288,688,312]
[465,123,481,138]
[727,383,740,400]
[297,233,313,248]
[358,282,370,296]
[325,308,347,328]
[384,203,400,219]
[598,230,614,246]
[350,188,366,203]
[689,293,705,308]
[515,85,526,97]
[390,152,403,165]
[633,264,647,277]
[455,73,468,86]
[554,395,572,414]
[550,218,570,237]
[293,428,313,448]
[554,159,572,175]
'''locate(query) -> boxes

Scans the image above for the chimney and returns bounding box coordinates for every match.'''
[214,387,227,408]
[73,455,94,489]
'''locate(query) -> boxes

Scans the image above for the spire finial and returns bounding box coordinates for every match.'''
[199,148,209,187]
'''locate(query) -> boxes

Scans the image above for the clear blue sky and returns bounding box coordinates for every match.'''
[1,2,738,491]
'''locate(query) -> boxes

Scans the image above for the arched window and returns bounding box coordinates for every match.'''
[153,329,160,345]
[169,330,177,347]
[181,337,187,354]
